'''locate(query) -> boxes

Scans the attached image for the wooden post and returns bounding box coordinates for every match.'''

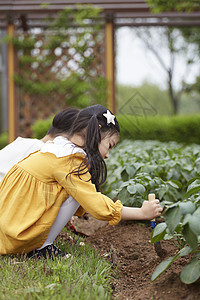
[7,23,16,143]
[1,32,8,132]
[105,17,116,114]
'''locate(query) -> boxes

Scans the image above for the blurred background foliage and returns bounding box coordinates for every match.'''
[146,0,200,102]
[147,0,200,13]
[0,2,200,148]
[8,5,107,109]
[116,82,200,116]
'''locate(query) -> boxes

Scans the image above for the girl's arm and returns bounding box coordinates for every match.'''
[54,155,162,225]
[121,199,162,221]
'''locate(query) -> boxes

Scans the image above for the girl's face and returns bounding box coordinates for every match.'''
[99,132,119,159]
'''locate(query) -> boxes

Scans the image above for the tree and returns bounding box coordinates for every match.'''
[181,27,200,94]
[147,0,200,96]
[132,27,196,114]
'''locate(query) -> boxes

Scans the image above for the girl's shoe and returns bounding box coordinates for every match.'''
[27,244,71,259]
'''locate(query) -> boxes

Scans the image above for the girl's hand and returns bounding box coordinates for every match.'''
[120,199,163,221]
[141,199,163,220]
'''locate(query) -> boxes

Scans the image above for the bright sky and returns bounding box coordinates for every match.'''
[116,27,199,90]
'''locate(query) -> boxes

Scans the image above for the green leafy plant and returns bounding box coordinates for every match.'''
[104,139,200,205]
[151,185,200,284]
[104,139,200,284]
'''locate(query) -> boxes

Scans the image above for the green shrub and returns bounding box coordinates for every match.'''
[117,114,200,144]
[31,117,53,139]
[32,113,200,144]
[0,132,8,149]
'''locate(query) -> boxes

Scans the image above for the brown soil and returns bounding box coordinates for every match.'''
[71,214,200,300]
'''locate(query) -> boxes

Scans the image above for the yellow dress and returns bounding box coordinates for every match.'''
[0,137,122,255]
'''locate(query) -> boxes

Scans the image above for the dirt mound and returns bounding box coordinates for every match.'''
[73,215,200,300]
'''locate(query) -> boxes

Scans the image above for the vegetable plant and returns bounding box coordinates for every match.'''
[151,180,200,284]
[104,139,200,284]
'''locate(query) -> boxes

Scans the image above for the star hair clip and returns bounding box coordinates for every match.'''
[103,110,115,125]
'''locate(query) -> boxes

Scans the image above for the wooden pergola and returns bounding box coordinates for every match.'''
[0,0,200,142]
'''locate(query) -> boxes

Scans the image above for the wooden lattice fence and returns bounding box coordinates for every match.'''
[15,25,106,137]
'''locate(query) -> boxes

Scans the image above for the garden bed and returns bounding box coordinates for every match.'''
[73,214,200,300]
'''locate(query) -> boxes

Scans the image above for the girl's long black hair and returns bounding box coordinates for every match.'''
[47,108,80,136]
[70,105,120,191]
[48,105,120,191]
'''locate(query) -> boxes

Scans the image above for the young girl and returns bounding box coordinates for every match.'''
[0,105,162,259]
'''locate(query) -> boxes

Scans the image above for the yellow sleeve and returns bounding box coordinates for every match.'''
[54,154,123,226]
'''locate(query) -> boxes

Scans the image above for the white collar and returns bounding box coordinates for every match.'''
[40,136,86,158]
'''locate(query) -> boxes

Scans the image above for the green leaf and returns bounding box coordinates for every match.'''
[151,257,175,281]
[186,177,200,187]
[183,185,200,199]
[182,223,198,250]
[182,213,192,226]
[25,287,41,293]
[193,206,200,217]
[178,246,192,257]
[168,180,182,189]
[108,190,118,199]
[126,165,136,178]
[119,181,129,189]
[127,185,136,194]
[188,179,200,189]
[165,202,179,209]
[180,257,200,284]
[151,222,167,243]
[179,201,196,216]
[121,169,129,181]
[166,148,174,159]
[118,188,130,204]
[189,215,200,235]
[157,187,167,199]
[163,233,173,240]
[151,245,191,283]
[45,283,60,290]
[165,206,182,234]
[135,183,145,194]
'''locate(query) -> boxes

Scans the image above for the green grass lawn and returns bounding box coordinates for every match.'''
[0,231,113,300]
